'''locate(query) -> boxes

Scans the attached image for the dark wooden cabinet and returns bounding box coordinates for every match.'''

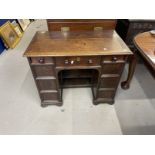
[24,30,135,107]
[116,19,155,51]
[28,54,128,106]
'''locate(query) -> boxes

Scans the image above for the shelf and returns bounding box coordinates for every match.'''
[36,76,56,80]
[62,78,92,88]
[101,74,120,78]
[40,90,58,93]
[60,69,93,79]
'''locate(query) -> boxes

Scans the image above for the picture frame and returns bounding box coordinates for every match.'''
[11,20,23,38]
[14,25,23,38]
[0,21,21,49]
[17,19,30,31]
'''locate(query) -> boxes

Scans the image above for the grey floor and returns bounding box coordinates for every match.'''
[0,20,155,135]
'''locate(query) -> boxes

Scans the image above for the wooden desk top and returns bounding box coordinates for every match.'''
[24,30,132,57]
[134,32,155,70]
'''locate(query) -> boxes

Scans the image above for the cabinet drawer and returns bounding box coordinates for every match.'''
[100,77,119,88]
[101,63,124,74]
[30,57,54,65]
[102,55,126,63]
[40,92,59,101]
[32,65,55,77]
[98,90,115,99]
[37,79,57,90]
[56,56,101,67]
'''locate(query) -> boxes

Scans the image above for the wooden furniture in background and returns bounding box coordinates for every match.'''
[134,32,155,77]
[116,19,155,52]
[24,30,135,107]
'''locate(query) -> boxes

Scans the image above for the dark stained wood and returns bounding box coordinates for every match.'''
[101,63,125,74]
[47,19,117,31]
[116,19,155,51]
[97,90,115,99]
[24,30,135,107]
[134,32,155,73]
[24,30,132,57]
[55,56,101,67]
[32,65,55,77]
[100,76,120,88]
[121,55,137,89]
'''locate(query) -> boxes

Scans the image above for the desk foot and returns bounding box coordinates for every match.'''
[93,99,114,105]
[41,104,48,108]
[41,101,63,107]
[121,81,129,90]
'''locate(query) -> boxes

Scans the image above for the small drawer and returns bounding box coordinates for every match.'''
[30,57,54,65]
[37,79,57,90]
[101,63,124,74]
[98,90,115,99]
[100,77,120,88]
[40,92,59,101]
[56,56,101,67]
[32,66,55,77]
[102,55,126,63]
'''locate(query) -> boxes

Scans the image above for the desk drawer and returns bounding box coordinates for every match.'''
[101,63,124,74]
[30,57,54,65]
[56,56,101,67]
[32,65,55,77]
[37,79,57,90]
[102,55,126,63]
[100,77,119,88]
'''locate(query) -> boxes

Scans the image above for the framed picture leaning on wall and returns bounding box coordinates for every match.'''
[12,20,23,37]
[0,21,21,49]
[17,19,30,31]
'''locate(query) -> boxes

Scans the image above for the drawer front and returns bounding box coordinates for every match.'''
[102,55,126,63]
[56,56,101,67]
[100,77,119,88]
[98,90,115,99]
[30,57,54,65]
[101,63,125,74]
[37,80,57,90]
[33,66,55,77]
[40,92,59,101]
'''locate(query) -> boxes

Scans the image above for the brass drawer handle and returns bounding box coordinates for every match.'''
[70,60,74,64]
[38,58,44,63]
[88,59,93,64]
[64,60,69,64]
[112,56,118,62]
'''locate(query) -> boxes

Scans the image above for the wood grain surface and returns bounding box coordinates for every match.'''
[24,30,132,57]
[134,31,155,70]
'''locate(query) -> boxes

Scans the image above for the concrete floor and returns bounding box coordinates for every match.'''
[0,20,155,134]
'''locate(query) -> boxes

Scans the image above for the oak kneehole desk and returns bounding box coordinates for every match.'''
[24,30,136,107]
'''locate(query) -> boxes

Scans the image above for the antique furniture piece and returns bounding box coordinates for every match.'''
[116,19,155,51]
[0,21,21,49]
[24,30,135,107]
[47,19,117,31]
[134,31,155,77]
